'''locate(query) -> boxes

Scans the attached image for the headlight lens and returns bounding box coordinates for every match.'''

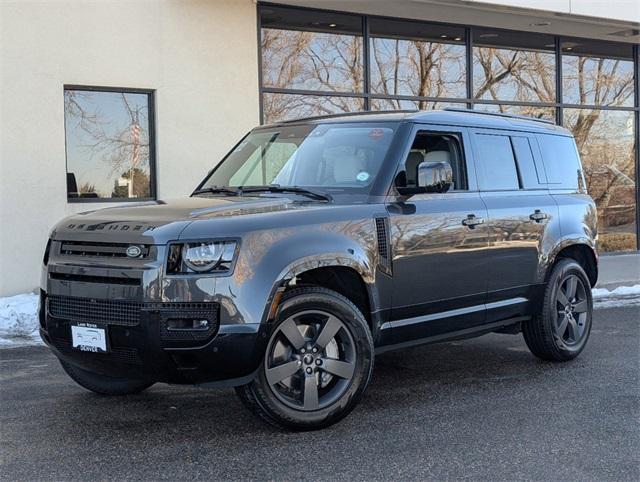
[167,240,237,274]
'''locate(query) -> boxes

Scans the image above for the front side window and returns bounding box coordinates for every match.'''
[64,87,155,201]
[402,132,467,191]
[200,122,398,194]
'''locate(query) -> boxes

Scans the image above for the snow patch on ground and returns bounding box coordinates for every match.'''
[1,285,639,348]
[0,293,43,348]
[592,284,640,309]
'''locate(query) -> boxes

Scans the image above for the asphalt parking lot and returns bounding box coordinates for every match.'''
[1,304,638,481]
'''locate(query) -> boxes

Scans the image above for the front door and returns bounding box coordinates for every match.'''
[385,126,490,344]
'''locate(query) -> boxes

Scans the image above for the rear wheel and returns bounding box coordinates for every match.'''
[236,286,374,431]
[523,258,593,361]
[59,359,154,395]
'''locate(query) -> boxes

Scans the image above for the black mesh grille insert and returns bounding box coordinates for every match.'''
[59,241,150,258]
[375,217,392,274]
[48,296,142,326]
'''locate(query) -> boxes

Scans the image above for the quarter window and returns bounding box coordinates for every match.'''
[64,87,155,201]
[474,134,520,191]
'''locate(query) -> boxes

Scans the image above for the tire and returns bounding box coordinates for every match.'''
[523,258,593,362]
[59,359,154,396]
[235,286,374,431]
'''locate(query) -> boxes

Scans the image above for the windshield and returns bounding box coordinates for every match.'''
[198,122,398,195]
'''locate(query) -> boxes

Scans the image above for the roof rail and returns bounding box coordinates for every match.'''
[443,107,555,125]
[274,109,418,124]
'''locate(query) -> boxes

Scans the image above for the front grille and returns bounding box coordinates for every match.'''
[49,296,142,326]
[59,241,150,258]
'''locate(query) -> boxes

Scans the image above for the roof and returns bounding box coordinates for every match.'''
[262,108,571,136]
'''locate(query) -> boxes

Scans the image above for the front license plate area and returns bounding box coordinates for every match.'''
[71,323,109,353]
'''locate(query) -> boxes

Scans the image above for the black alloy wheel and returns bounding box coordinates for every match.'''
[523,258,593,361]
[235,286,374,431]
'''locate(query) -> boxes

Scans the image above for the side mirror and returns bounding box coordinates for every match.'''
[417,161,453,193]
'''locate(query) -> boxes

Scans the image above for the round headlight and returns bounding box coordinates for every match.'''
[182,242,224,272]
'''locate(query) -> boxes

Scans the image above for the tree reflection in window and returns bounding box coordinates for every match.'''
[473,47,556,103]
[263,93,364,124]
[261,29,363,94]
[564,109,636,251]
[64,89,153,200]
[562,56,634,107]
[370,38,466,99]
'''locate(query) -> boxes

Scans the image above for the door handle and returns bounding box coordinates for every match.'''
[529,210,548,223]
[462,214,485,228]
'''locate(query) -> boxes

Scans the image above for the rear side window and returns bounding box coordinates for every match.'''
[537,134,583,189]
[474,134,519,190]
[511,136,545,189]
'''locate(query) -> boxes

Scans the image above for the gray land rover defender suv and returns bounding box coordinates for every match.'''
[40,109,597,430]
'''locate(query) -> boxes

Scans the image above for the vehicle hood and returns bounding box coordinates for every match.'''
[51,196,317,244]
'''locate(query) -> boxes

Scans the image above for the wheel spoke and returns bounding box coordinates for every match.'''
[557,289,569,308]
[303,375,319,410]
[315,315,342,349]
[565,276,578,300]
[266,361,300,386]
[556,314,569,337]
[279,318,306,351]
[567,317,579,341]
[322,358,355,380]
[573,300,588,313]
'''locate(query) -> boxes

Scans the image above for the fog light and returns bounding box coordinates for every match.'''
[166,318,210,331]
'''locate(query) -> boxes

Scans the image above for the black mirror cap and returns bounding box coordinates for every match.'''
[417,160,453,194]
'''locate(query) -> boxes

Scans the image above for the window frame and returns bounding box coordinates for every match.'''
[392,123,476,195]
[63,84,157,203]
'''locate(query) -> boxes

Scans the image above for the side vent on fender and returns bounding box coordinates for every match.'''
[375,217,392,275]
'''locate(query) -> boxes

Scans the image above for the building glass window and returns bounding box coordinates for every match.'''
[561,39,635,107]
[473,29,556,104]
[263,93,364,124]
[473,103,556,121]
[369,18,466,99]
[564,108,637,252]
[64,87,155,201]
[258,5,639,252]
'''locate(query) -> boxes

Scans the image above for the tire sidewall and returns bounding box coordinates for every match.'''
[545,259,593,357]
[250,288,374,430]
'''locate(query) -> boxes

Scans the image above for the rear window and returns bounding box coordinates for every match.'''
[537,134,583,189]
[474,134,520,191]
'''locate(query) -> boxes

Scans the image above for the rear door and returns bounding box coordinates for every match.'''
[470,129,557,322]
[386,124,490,343]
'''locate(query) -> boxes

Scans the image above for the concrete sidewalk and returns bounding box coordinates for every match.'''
[597,252,640,290]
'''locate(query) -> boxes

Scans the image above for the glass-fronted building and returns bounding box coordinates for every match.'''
[1,0,638,296]
[259,4,639,253]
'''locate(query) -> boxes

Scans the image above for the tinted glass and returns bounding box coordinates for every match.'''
[261,28,363,93]
[562,55,634,107]
[262,93,364,124]
[475,134,520,190]
[64,89,153,200]
[370,98,465,111]
[202,123,397,194]
[370,37,466,98]
[511,136,544,188]
[536,134,582,189]
[564,109,637,252]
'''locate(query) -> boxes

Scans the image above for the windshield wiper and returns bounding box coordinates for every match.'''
[192,186,240,196]
[240,185,332,202]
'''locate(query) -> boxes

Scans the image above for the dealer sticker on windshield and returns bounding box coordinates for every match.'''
[71,323,108,353]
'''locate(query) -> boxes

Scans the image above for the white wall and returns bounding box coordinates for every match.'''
[471,0,640,23]
[0,0,260,296]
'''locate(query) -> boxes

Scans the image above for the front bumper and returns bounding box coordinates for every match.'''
[40,240,273,385]
[40,294,269,385]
